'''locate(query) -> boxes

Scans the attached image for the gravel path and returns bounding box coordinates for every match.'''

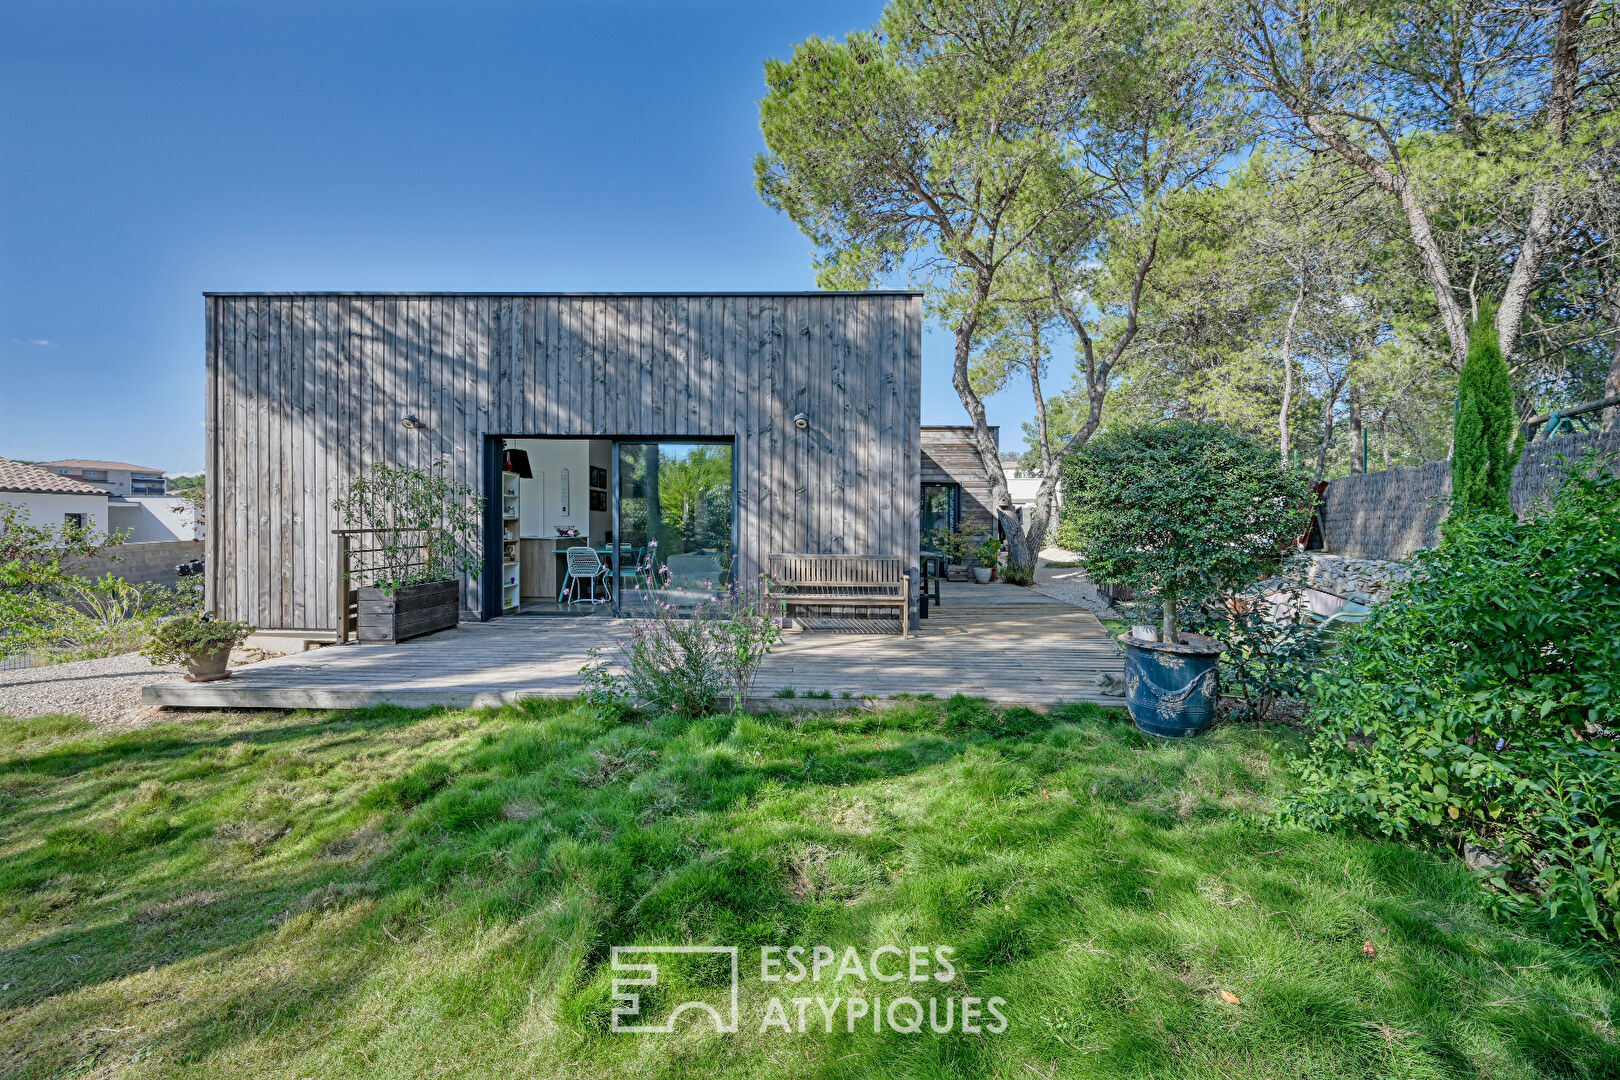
[0,652,184,726]
[1032,548,1122,619]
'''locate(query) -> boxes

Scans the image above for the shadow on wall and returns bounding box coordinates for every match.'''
[1319,428,1620,561]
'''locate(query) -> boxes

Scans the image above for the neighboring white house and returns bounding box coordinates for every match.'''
[36,458,167,497]
[1001,454,1059,529]
[107,496,202,542]
[0,457,111,530]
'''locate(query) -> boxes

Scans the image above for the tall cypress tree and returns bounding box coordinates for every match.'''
[1451,303,1518,515]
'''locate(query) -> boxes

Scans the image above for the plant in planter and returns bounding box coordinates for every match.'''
[1062,421,1315,737]
[927,522,975,580]
[142,614,254,682]
[332,459,483,643]
[969,536,1002,583]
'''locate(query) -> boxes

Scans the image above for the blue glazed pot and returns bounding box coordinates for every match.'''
[1119,635,1222,738]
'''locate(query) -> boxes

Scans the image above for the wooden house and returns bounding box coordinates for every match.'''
[202,292,923,629]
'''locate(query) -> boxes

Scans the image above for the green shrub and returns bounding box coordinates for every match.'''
[1190,584,1329,724]
[1451,303,1520,516]
[580,573,784,717]
[1000,562,1035,587]
[1284,454,1620,939]
[141,615,254,666]
[1060,421,1316,642]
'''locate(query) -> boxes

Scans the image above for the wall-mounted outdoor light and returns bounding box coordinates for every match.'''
[401,414,425,429]
[793,412,810,430]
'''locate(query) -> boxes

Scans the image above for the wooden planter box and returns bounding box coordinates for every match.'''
[356,580,459,643]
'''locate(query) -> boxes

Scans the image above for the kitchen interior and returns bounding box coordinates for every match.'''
[497,437,615,616]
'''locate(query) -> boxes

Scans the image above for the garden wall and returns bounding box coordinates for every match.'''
[1320,428,1620,560]
[66,540,203,587]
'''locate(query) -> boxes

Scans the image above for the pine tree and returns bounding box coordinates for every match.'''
[1451,304,1518,515]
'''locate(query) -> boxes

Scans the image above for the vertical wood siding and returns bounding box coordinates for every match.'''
[206,293,923,629]
[921,426,1001,538]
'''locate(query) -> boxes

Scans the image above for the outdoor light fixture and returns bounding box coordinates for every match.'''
[401,414,425,429]
[793,412,810,430]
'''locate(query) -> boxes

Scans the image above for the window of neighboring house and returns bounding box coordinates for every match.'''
[81,470,106,481]
[64,512,86,529]
[920,483,960,547]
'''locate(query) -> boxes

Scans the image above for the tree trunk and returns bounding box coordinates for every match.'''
[1606,280,1620,430]
[1314,379,1344,483]
[1348,387,1364,474]
[1496,0,1589,364]
[1021,318,1058,556]
[1161,587,1178,644]
[1279,271,1304,461]
[949,277,1031,569]
[1300,114,1471,365]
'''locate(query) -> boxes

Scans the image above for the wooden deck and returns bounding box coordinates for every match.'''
[141,581,1124,710]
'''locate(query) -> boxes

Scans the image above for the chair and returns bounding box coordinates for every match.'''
[563,547,610,605]
[630,538,659,593]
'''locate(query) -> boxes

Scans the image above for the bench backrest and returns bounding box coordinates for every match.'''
[767,553,907,588]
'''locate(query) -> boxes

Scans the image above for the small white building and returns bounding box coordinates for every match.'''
[107,496,202,542]
[0,457,111,530]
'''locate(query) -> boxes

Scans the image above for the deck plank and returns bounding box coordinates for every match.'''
[142,582,1124,710]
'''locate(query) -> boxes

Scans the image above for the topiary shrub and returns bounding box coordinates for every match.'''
[1284,453,1620,940]
[1060,421,1316,642]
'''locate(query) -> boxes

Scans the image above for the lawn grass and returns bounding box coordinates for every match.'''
[2,699,1616,1079]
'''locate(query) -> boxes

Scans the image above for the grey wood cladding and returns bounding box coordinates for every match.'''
[921,426,1000,538]
[205,292,924,629]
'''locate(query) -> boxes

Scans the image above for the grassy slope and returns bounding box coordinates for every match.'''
[1,700,1615,1080]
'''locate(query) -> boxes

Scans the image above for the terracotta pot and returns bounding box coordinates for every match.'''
[184,646,233,682]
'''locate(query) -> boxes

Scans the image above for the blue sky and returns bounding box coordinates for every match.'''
[0,0,1035,474]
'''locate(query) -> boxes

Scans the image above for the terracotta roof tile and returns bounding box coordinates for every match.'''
[36,459,166,474]
[0,458,111,496]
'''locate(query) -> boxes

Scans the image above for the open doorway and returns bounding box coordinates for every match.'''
[489,436,735,619]
[495,437,615,617]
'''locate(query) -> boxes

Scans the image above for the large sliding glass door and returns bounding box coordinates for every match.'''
[614,441,734,613]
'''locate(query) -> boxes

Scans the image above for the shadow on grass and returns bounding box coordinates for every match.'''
[3,696,1616,1079]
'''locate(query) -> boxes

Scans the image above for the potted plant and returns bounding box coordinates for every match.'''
[969,536,1002,584]
[142,614,254,682]
[333,460,483,644]
[927,523,973,582]
[1062,421,1315,737]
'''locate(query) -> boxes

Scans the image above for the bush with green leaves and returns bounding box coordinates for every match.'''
[1189,584,1329,724]
[1284,454,1620,940]
[2,504,131,659]
[581,569,784,717]
[141,615,255,666]
[1060,421,1317,642]
[331,459,483,592]
[35,575,200,661]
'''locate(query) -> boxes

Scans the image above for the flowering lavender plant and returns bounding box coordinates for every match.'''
[580,561,784,717]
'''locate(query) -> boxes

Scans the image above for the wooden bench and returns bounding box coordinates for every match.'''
[766,554,911,638]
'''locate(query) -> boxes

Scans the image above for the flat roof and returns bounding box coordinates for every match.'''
[203,290,924,298]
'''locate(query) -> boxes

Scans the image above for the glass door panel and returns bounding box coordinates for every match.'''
[921,483,960,548]
[615,441,733,612]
